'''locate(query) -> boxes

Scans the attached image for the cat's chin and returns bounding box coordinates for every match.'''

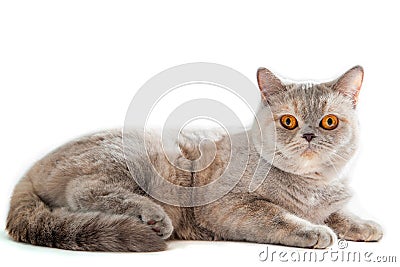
[272,151,331,180]
[300,147,318,159]
[289,161,343,181]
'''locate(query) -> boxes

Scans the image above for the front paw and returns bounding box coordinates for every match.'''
[339,220,383,242]
[137,203,174,239]
[291,225,336,249]
[125,197,174,239]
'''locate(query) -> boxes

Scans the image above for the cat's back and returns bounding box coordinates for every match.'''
[25,129,204,207]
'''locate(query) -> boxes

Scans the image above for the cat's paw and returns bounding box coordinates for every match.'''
[339,220,383,242]
[136,202,174,239]
[294,225,336,249]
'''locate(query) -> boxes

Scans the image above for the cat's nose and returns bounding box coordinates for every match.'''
[302,133,316,142]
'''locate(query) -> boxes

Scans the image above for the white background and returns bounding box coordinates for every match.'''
[0,0,399,266]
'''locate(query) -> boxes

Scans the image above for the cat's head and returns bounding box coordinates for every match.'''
[256,66,363,180]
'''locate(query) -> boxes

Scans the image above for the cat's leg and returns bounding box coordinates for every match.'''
[325,211,382,241]
[65,178,174,239]
[195,194,336,248]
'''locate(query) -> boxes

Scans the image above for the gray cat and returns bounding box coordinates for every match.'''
[6,66,382,251]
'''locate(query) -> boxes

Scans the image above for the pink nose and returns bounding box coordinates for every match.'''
[302,133,316,142]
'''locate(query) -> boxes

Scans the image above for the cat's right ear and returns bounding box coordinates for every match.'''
[257,67,285,102]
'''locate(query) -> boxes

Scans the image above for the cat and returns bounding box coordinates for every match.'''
[6,66,382,252]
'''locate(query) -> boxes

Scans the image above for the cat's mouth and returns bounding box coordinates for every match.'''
[300,147,317,159]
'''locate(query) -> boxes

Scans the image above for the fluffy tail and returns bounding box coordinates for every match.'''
[6,178,167,252]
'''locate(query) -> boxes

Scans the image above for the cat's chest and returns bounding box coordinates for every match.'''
[261,170,351,224]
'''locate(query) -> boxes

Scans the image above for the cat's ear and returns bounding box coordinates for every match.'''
[257,67,285,102]
[331,66,364,107]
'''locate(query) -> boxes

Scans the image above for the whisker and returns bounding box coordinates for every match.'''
[326,155,342,179]
[284,143,304,153]
[312,143,349,162]
[285,142,301,150]
[318,141,336,149]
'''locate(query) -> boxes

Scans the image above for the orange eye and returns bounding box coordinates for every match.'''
[280,115,298,130]
[320,114,339,130]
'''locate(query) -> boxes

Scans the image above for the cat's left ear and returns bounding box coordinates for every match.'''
[332,65,364,107]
